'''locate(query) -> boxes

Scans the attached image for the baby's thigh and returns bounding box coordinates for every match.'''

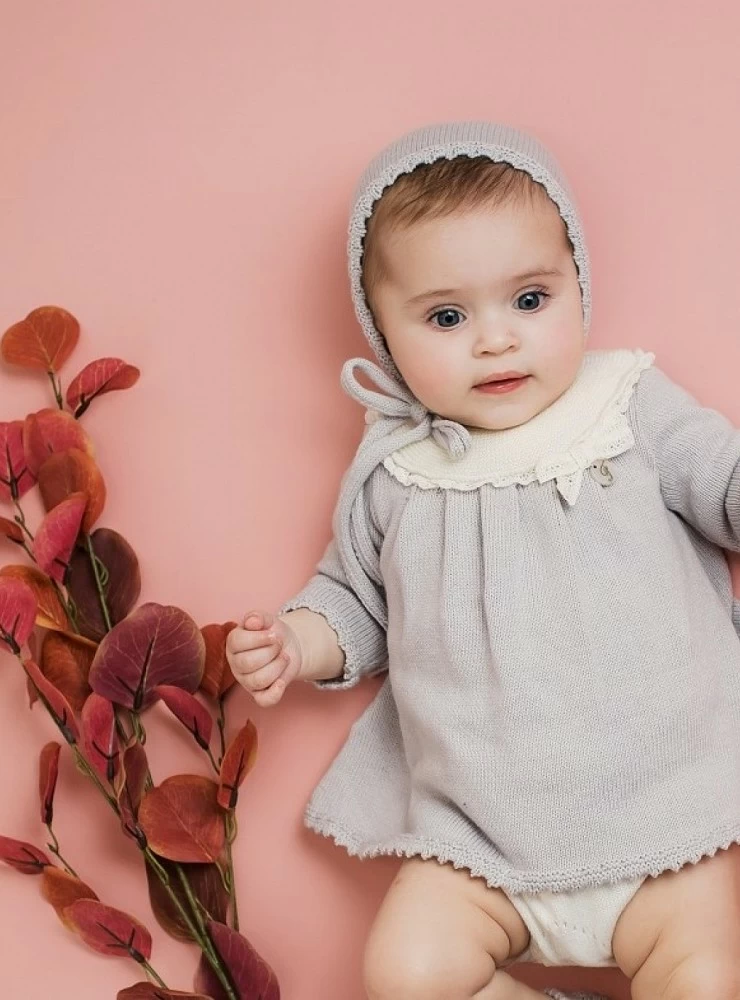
[612,843,740,999]
[363,857,530,1000]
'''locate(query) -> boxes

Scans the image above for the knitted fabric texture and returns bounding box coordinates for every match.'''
[280,350,740,893]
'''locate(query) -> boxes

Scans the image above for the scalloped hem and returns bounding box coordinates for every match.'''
[305,809,740,894]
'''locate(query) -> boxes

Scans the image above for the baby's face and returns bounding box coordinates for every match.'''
[370,196,586,430]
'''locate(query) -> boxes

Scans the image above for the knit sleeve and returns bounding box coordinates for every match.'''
[633,365,740,551]
[277,462,393,691]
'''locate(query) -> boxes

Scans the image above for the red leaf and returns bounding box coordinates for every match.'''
[0,835,51,874]
[25,658,81,744]
[146,857,228,943]
[0,421,35,502]
[89,603,205,711]
[66,357,140,417]
[82,693,119,783]
[200,623,237,698]
[138,776,225,863]
[194,921,280,1000]
[65,899,152,961]
[1,305,79,372]
[66,528,141,642]
[157,686,213,750]
[0,564,68,631]
[0,575,37,653]
[23,408,94,479]
[41,867,98,928]
[0,515,24,544]
[218,722,258,811]
[116,740,150,843]
[39,741,61,825]
[39,630,96,712]
[119,985,214,1000]
[38,447,106,532]
[33,492,86,584]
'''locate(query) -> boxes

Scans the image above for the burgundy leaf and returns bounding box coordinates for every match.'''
[194,921,280,1000]
[81,693,119,783]
[23,407,94,479]
[66,527,141,641]
[119,985,214,1000]
[0,575,37,653]
[138,776,225,864]
[89,603,205,711]
[0,835,51,874]
[157,686,213,750]
[116,740,150,844]
[33,492,86,584]
[65,899,152,961]
[25,658,81,744]
[217,722,258,810]
[145,857,228,943]
[39,741,61,825]
[41,867,98,928]
[66,357,140,417]
[0,420,35,502]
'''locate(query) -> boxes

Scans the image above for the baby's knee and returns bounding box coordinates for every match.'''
[363,936,496,1000]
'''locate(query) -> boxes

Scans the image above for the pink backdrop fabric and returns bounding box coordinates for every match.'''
[1,2,739,997]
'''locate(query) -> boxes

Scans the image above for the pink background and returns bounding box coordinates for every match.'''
[1,2,739,997]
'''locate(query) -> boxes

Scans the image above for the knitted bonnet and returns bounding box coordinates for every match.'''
[331,121,592,629]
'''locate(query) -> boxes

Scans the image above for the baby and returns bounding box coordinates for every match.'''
[226,122,740,999]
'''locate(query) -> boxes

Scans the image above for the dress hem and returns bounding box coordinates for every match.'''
[304,809,740,894]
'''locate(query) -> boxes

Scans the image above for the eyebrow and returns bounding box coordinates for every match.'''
[405,268,565,306]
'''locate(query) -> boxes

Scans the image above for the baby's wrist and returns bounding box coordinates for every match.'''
[278,608,345,683]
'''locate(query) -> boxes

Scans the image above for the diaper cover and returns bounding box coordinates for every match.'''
[503,876,646,967]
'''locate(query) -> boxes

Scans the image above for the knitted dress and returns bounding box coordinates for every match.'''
[280,347,740,894]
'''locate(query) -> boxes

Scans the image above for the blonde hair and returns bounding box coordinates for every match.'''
[361,155,569,312]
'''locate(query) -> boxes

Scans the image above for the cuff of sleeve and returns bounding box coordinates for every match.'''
[278,580,387,691]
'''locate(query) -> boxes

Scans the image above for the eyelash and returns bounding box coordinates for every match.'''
[426,287,551,328]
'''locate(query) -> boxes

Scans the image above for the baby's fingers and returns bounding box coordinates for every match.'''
[251,677,287,708]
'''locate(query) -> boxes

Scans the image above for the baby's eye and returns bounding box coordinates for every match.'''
[516,290,549,311]
[429,308,464,329]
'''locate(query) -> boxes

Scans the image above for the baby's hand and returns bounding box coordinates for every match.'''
[225,610,303,707]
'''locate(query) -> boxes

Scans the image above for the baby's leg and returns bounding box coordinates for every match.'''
[363,856,545,1000]
[612,842,740,999]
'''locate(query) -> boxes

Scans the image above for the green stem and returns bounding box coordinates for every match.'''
[140,959,168,988]
[224,813,239,931]
[84,532,112,632]
[47,370,64,410]
[205,744,220,775]
[12,500,35,544]
[175,863,238,1000]
[46,823,78,877]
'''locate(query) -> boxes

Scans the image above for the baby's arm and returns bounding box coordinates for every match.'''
[633,365,740,550]
[227,463,390,704]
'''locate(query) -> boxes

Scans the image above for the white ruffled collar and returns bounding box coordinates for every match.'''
[382,348,655,505]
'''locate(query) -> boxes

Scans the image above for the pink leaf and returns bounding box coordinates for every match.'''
[81,693,119,783]
[156,685,213,750]
[33,492,86,584]
[65,899,153,961]
[194,921,280,1000]
[23,407,94,479]
[39,741,61,825]
[25,658,81,744]
[0,421,35,502]
[0,576,37,653]
[66,357,140,417]
[0,835,51,874]
[89,603,205,711]
[119,986,214,1000]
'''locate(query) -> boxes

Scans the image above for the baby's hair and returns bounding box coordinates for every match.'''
[361,155,570,313]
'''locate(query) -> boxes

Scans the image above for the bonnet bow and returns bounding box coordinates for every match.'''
[332,356,471,630]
